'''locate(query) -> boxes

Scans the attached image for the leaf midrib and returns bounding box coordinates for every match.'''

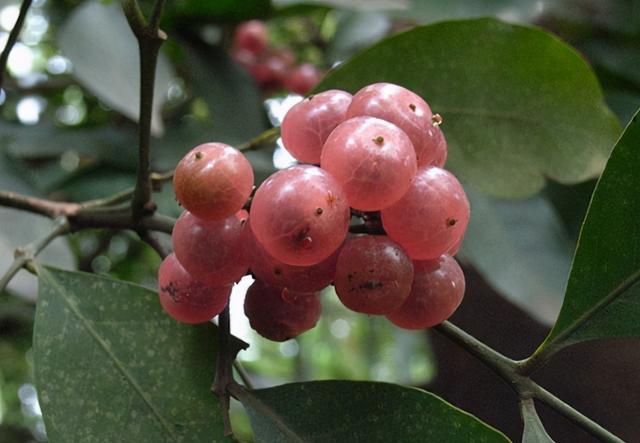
[544,266,640,351]
[39,267,179,441]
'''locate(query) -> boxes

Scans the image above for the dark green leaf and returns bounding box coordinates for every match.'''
[58,1,174,135]
[532,110,640,356]
[520,399,555,443]
[237,380,509,442]
[33,267,231,442]
[172,0,271,22]
[318,18,620,197]
[461,189,573,323]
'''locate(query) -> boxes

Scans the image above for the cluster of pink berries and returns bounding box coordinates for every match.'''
[231,20,323,95]
[158,82,469,342]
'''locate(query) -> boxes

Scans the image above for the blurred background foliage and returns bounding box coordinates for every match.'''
[0,0,637,440]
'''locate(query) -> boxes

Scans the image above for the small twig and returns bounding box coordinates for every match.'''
[0,0,33,89]
[237,126,281,151]
[434,321,624,443]
[0,217,70,293]
[122,0,167,223]
[138,230,170,258]
[212,305,234,436]
[233,361,254,390]
[0,191,80,218]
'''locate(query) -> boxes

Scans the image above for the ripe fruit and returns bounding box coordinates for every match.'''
[430,122,447,167]
[381,166,469,260]
[321,116,417,210]
[173,143,254,221]
[250,51,291,88]
[244,225,340,292]
[172,210,249,286]
[250,165,350,266]
[281,89,352,164]
[334,235,414,315]
[233,20,268,54]
[347,82,444,167]
[284,63,323,95]
[387,255,465,329]
[244,279,322,341]
[158,254,231,324]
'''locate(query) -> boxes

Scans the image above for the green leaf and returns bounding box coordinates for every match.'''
[460,189,573,324]
[532,110,640,357]
[172,0,271,22]
[58,1,174,135]
[236,380,509,442]
[391,0,543,23]
[33,267,230,442]
[520,399,555,443]
[318,18,620,197]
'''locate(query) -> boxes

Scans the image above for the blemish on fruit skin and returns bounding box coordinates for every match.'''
[326,191,336,207]
[316,207,323,215]
[447,218,457,227]
[409,103,416,112]
[372,136,385,145]
[194,151,204,160]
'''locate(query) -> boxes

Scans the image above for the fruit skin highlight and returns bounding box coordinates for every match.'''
[172,210,249,287]
[250,165,350,267]
[281,89,352,164]
[158,254,231,324]
[173,143,254,221]
[321,116,417,211]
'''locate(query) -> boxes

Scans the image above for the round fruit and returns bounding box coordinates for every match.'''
[381,166,469,260]
[334,235,414,315]
[387,255,465,329]
[172,210,249,286]
[244,279,321,341]
[284,63,322,95]
[250,165,350,266]
[157,254,231,324]
[173,143,254,221]
[233,20,268,54]
[281,89,352,164]
[347,82,441,166]
[244,225,340,292]
[321,116,417,211]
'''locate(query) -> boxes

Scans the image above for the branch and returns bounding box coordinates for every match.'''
[0,217,70,293]
[122,0,167,223]
[212,305,234,436]
[0,0,33,89]
[0,191,80,218]
[434,321,624,443]
[138,230,170,258]
[238,127,281,151]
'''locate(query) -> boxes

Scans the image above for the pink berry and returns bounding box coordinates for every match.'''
[321,116,417,211]
[157,254,231,324]
[347,82,441,167]
[234,20,268,55]
[381,166,469,260]
[334,235,414,315]
[244,280,321,341]
[244,225,340,292]
[387,255,465,329]
[173,143,254,221]
[281,89,352,164]
[172,210,249,286]
[284,63,323,95]
[250,165,350,266]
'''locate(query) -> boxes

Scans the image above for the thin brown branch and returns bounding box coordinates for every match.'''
[0,0,33,89]
[122,0,167,223]
[138,230,170,258]
[0,217,70,293]
[0,191,80,218]
[212,305,234,436]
